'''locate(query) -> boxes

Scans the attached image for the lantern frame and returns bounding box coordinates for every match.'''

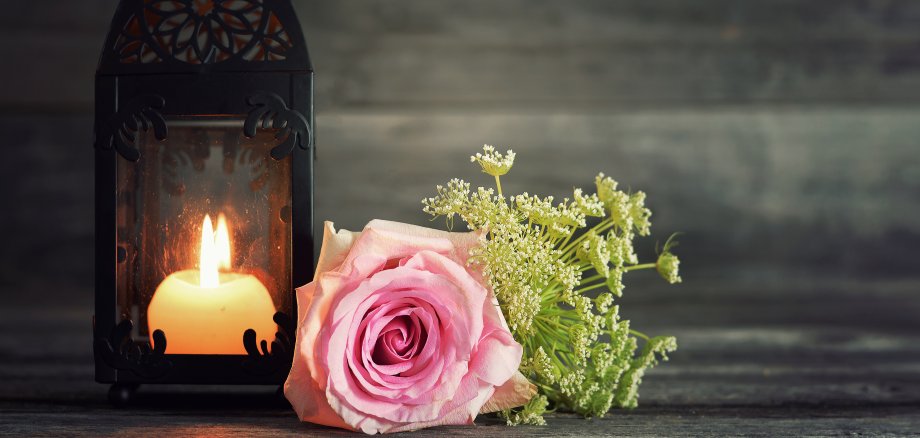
[92,0,314,398]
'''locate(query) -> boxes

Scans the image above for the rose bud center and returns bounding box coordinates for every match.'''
[371,311,427,371]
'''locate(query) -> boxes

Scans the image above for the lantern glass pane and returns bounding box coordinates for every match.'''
[115,116,292,355]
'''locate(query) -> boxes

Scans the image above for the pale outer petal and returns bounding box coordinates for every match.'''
[283,286,353,430]
[284,225,357,431]
[314,221,361,278]
[479,371,537,414]
[365,219,483,264]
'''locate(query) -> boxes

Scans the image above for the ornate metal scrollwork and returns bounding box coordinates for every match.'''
[113,0,294,65]
[94,319,172,379]
[243,92,311,160]
[241,311,295,376]
[97,94,168,162]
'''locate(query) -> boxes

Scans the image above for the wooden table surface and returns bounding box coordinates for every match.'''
[3,271,919,436]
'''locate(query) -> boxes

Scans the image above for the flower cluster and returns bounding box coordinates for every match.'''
[471,144,516,177]
[423,145,681,423]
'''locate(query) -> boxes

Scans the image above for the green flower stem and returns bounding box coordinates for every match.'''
[624,262,656,272]
[575,282,608,294]
[532,379,557,393]
[495,175,504,198]
[559,218,614,255]
[540,230,557,245]
[534,322,570,351]
[537,331,567,351]
[540,289,561,304]
[629,329,650,341]
[536,315,571,331]
[557,232,576,253]
[582,263,655,286]
[580,273,605,284]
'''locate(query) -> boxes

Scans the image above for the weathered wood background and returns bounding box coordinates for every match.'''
[1,1,919,435]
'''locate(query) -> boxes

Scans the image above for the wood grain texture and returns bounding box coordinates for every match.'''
[1,409,918,437]
[7,0,920,109]
[3,107,918,299]
[3,0,920,435]
[2,277,919,436]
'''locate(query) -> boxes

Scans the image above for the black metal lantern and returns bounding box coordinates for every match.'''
[93,0,313,402]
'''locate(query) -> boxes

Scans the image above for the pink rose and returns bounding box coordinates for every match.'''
[285,220,534,434]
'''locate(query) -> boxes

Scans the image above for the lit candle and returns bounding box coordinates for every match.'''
[148,214,277,355]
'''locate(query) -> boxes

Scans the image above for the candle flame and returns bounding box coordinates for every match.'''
[200,213,232,288]
[216,213,232,270]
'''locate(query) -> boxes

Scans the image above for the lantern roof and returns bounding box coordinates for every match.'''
[97,0,312,75]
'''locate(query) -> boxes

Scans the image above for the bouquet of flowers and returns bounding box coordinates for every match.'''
[284,146,682,433]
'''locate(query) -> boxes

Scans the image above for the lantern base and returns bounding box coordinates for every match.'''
[108,383,140,407]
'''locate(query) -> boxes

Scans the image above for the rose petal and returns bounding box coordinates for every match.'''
[341,283,454,400]
[315,221,361,277]
[469,328,522,387]
[363,310,416,376]
[325,269,477,422]
[479,371,537,414]
[384,376,493,433]
[284,281,354,431]
[364,219,483,262]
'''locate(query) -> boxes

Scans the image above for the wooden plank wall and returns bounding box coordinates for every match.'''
[3,4,920,429]
[2,0,920,306]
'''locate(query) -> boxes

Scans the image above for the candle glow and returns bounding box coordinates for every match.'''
[147,213,277,355]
